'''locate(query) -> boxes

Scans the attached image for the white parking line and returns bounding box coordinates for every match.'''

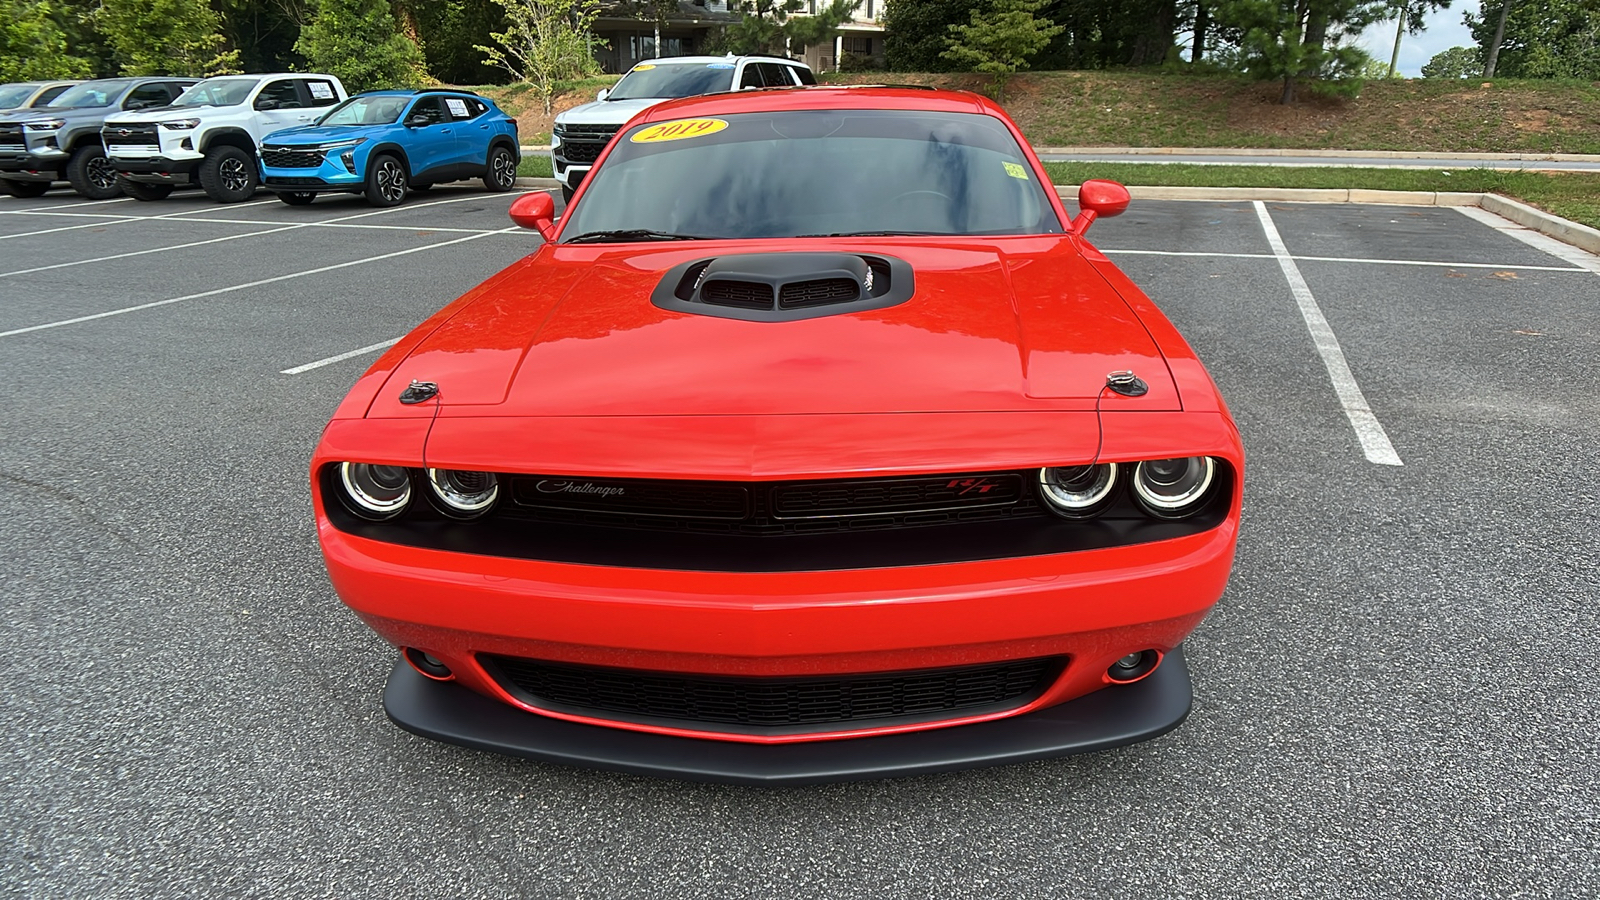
[1253,201,1403,467]
[0,227,519,340]
[0,196,136,214]
[0,197,279,241]
[1452,206,1600,275]
[281,338,401,375]
[1101,247,1588,273]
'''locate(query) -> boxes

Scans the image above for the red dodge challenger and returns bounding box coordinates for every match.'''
[311,86,1243,785]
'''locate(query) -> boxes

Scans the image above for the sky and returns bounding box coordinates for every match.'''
[1360,0,1482,76]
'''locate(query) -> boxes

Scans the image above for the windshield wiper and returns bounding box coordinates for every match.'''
[565,229,713,244]
[797,230,960,237]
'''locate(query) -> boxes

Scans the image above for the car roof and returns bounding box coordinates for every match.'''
[635,55,809,68]
[634,85,994,124]
[355,89,486,98]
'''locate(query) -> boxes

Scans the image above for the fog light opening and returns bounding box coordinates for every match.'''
[403,647,455,681]
[1105,649,1161,684]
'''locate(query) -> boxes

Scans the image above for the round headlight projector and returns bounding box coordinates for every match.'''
[1132,456,1216,517]
[339,462,412,520]
[1038,463,1118,516]
[427,468,499,517]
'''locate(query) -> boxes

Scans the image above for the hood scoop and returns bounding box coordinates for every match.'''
[652,252,914,322]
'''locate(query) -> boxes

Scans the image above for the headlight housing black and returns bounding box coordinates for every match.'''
[1037,463,1119,517]
[427,468,499,517]
[338,462,412,520]
[1131,457,1217,518]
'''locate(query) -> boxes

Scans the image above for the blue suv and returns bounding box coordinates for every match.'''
[258,90,519,207]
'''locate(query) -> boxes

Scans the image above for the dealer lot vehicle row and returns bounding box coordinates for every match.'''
[1,184,1596,895]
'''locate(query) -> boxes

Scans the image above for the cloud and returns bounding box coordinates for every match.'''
[1360,0,1482,77]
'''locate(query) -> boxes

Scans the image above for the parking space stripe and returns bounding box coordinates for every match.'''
[280,338,401,375]
[1453,206,1600,275]
[0,196,134,214]
[0,197,278,241]
[1253,200,1404,467]
[0,228,519,340]
[1101,247,1587,273]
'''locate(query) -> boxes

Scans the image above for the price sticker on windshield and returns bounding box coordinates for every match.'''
[632,63,656,71]
[1003,162,1030,180]
[630,118,729,144]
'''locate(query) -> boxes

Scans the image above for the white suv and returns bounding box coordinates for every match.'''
[552,55,813,202]
[102,73,348,202]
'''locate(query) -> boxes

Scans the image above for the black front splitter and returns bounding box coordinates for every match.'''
[383,647,1193,786]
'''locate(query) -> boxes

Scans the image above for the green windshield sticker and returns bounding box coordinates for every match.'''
[1004,162,1029,180]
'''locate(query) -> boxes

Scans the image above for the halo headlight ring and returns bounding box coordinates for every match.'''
[338,462,413,520]
[427,468,500,518]
[1037,463,1119,518]
[1132,456,1217,518]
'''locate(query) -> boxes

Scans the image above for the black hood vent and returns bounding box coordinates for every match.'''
[653,252,913,322]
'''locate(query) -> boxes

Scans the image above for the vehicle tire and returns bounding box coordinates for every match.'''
[277,191,316,206]
[0,178,16,196]
[483,145,517,192]
[6,180,50,198]
[198,145,257,203]
[363,154,407,207]
[66,144,121,199]
[410,182,432,192]
[117,178,173,201]
[560,184,575,205]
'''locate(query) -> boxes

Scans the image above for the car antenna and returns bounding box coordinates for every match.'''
[1088,371,1148,467]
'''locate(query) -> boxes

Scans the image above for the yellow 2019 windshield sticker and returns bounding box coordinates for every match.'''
[631,118,729,144]
[1003,162,1030,180]
[632,63,656,71]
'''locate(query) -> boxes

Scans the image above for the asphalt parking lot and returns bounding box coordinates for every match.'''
[1,185,1596,898]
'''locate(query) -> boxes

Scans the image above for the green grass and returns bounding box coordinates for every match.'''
[1042,162,1600,230]
[517,155,553,178]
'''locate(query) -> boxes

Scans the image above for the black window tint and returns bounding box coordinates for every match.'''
[37,85,71,104]
[738,65,763,88]
[123,83,173,109]
[410,96,448,125]
[793,66,817,86]
[758,64,793,86]
[255,80,302,109]
[303,79,340,107]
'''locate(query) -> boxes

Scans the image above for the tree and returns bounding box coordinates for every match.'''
[412,0,507,84]
[884,0,983,71]
[295,0,428,92]
[724,0,856,58]
[1,0,92,80]
[1467,0,1600,79]
[941,0,1064,101]
[1210,0,1388,103]
[478,0,603,113]
[1384,0,1450,78]
[96,0,241,76]
[1420,44,1479,76]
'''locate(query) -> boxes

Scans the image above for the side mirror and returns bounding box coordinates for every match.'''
[406,114,430,128]
[1071,179,1131,236]
[596,88,610,101]
[508,191,557,241]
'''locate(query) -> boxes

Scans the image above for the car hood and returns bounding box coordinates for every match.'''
[371,237,1180,419]
[557,97,671,127]
[104,105,236,124]
[262,124,370,144]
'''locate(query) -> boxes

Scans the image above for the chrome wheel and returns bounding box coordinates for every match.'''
[492,149,516,188]
[87,156,117,190]
[376,159,405,203]
[219,157,249,193]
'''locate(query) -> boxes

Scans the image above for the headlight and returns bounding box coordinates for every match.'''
[1037,464,1118,517]
[427,468,499,517]
[23,119,65,131]
[160,119,201,130]
[1132,457,1217,518]
[552,121,566,135]
[316,137,367,150]
[339,462,412,520]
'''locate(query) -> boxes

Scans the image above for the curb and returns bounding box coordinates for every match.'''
[513,177,561,188]
[1054,185,1600,258]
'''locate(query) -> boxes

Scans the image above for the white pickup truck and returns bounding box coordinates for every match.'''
[102,73,348,202]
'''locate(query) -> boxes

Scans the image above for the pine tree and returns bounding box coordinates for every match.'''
[1210,0,1388,103]
[296,0,429,92]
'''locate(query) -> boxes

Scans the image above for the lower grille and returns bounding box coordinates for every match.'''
[483,654,1065,733]
[261,146,326,168]
[264,176,325,186]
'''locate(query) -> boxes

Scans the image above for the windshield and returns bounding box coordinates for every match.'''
[318,95,409,126]
[0,84,38,109]
[172,78,259,108]
[48,80,134,108]
[562,110,1063,241]
[605,63,735,101]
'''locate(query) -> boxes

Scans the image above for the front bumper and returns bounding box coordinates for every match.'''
[0,151,63,181]
[113,157,199,183]
[261,156,363,193]
[384,645,1194,785]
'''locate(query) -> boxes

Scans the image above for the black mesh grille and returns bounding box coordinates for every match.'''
[778,278,860,309]
[700,279,775,310]
[771,474,1023,519]
[261,145,326,168]
[484,654,1064,731]
[0,124,22,150]
[102,124,158,148]
[555,127,618,165]
[264,176,325,186]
